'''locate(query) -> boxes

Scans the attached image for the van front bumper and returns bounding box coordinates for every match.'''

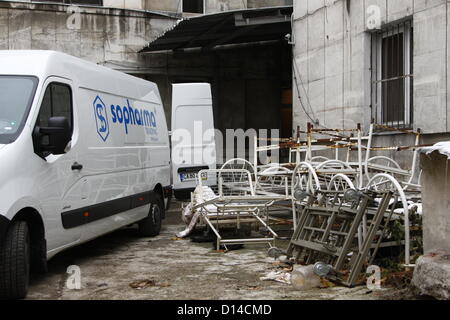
[0,215,10,241]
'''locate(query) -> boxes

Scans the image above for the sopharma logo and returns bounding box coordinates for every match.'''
[110,100,158,135]
[93,96,158,141]
[93,96,110,142]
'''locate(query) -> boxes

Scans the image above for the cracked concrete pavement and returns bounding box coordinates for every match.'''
[27,201,414,300]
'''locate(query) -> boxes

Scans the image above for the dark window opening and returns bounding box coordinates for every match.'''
[382,32,405,124]
[183,0,204,13]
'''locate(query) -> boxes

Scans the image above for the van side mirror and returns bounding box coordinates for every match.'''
[34,117,71,156]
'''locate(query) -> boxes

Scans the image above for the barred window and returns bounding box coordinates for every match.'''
[371,20,413,128]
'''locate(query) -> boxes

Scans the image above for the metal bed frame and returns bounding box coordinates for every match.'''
[180,169,293,251]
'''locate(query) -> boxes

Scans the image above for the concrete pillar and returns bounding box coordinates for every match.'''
[420,152,450,253]
[412,147,450,300]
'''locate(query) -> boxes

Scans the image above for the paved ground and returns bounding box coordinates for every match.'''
[27,202,416,300]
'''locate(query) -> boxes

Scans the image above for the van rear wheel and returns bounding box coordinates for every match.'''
[138,194,162,237]
[0,221,30,300]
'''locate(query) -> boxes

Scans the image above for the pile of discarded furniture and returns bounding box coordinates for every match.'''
[258,123,423,267]
[177,123,425,284]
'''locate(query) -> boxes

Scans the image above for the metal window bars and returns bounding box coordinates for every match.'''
[371,19,414,129]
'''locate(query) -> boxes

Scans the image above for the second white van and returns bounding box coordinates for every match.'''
[171,83,217,200]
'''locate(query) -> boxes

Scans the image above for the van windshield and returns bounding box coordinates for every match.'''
[0,76,38,144]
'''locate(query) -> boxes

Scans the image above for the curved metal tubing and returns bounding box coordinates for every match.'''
[366,173,411,266]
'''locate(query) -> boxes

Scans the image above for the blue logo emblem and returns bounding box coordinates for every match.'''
[93,96,109,142]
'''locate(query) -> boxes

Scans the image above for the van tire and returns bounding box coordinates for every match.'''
[138,195,162,237]
[0,221,30,300]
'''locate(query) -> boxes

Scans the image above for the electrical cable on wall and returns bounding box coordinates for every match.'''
[292,57,319,126]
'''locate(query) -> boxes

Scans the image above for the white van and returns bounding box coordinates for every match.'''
[171,83,217,200]
[0,51,171,299]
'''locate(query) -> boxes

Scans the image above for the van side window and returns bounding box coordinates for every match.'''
[37,83,73,132]
[34,83,73,157]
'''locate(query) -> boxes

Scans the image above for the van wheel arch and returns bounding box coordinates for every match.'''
[11,208,47,274]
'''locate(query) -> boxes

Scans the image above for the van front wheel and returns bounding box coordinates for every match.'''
[138,195,162,237]
[0,221,30,300]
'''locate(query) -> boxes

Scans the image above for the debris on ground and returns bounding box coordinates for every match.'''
[260,271,291,285]
[319,278,336,289]
[267,247,284,259]
[171,237,185,241]
[290,265,321,290]
[129,279,171,290]
[236,285,263,291]
[383,270,414,289]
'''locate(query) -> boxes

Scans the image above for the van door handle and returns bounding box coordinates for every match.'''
[71,162,83,171]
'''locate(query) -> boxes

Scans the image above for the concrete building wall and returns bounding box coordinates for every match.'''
[104,0,181,13]
[247,0,293,9]
[205,0,293,14]
[293,0,450,136]
[104,0,292,14]
[205,0,246,13]
[0,1,175,64]
[7,0,180,12]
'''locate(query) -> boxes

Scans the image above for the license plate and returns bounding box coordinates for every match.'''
[180,172,206,182]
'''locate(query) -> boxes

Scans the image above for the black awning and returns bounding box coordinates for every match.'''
[140,6,293,53]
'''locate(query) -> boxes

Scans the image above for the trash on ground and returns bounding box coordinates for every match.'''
[290,265,322,290]
[260,271,291,285]
[129,279,171,290]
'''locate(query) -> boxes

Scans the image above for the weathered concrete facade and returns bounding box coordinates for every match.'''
[293,0,450,146]
[205,0,293,14]
[0,1,175,64]
[103,0,293,14]
[104,0,181,13]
